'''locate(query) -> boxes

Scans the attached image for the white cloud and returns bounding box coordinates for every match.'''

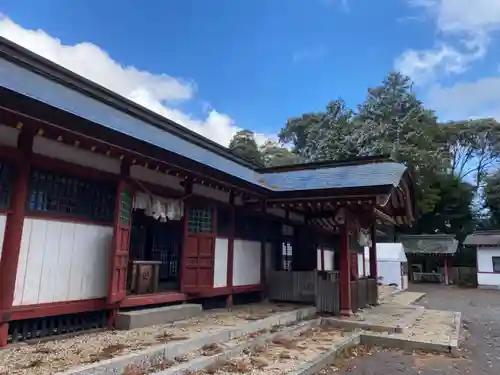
[396,0,500,84]
[0,16,269,147]
[394,36,487,85]
[426,76,500,121]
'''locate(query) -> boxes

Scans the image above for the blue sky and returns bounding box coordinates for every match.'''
[1,0,500,145]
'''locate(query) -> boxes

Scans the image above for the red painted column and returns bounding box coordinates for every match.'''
[369,220,378,305]
[444,257,449,285]
[369,222,378,280]
[339,221,352,316]
[0,128,34,347]
[226,191,235,308]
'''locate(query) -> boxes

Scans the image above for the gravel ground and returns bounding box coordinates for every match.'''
[319,284,500,375]
[0,303,298,375]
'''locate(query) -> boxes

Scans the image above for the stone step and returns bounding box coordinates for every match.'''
[150,318,360,375]
[115,303,202,330]
[58,306,317,375]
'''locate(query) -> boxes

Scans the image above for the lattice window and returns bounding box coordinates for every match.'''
[26,168,116,222]
[281,241,293,271]
[0,162,13,210]
[187,206,213,233]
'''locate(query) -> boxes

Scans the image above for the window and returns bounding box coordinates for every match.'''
[26,168,116,222]
[281,241,293,271]
[0,162,13,210]
[493,257,500,273]
[187,206,213,233]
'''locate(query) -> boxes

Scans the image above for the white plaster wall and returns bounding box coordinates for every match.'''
[0,214,6,263]
[130,165,183,191]
[233,240,261,286]
[358,253,365,277]
[193,184,229,203]
[13,218,113,305]
[214,238,228,288]
[0,124,19,147]
[33,137,121,174]
[477,247,500,287]
[378,261,403,289]
[317,249,334,271]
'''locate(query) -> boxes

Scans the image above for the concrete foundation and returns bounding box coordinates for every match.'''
[115,304,203,330]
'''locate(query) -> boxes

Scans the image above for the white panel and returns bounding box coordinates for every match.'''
[317,249,334,271]
[193,184,229,203]
[214,238,228,288]
[477,247,500,287]
[233,240,261,286]
[478,273,500,288]
[0,214,6,262]
[33,137,121,174]
[477,247,500,272]
[130,165,183,191]
[377,261,402,289]
[0,124,19,147]
[13,218,113,305]
[358,253,364,277]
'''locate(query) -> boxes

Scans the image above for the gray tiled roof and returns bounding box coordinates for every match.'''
[400,234,458,255]
[464,231,500,246]
[0,39,409,193]
[260,162,406,191]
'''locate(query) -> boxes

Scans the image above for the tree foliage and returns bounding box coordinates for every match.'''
[228,129,263,167]
[228,71,500,233]
[484,170,500,227]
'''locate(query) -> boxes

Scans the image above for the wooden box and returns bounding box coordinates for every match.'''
[128,260,162,295]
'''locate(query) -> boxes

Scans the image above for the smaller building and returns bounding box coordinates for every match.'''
[464,231,500,289]
[364,243,408,290]
[400,234,458,285]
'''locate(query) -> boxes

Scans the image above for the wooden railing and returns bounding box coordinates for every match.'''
[350,277,375,312]
[367,277,378,305]
[267,270,340,315]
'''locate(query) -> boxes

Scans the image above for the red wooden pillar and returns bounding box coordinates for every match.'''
[0,128,34,347]
[339,221,352,316]
[226,191,235,308]
[369,222,378,281]
[107,160,132,328]
[369,220,378,304]
[444,257,449,285]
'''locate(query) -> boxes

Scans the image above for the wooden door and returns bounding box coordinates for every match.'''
[108,181,133,304]
[181,204,215,293]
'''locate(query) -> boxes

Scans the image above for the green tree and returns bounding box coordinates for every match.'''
[259,140,302,167]
[228,130,263,166]
[484,170,500,227]
[409,173,475,242]
[443,119,500,187]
